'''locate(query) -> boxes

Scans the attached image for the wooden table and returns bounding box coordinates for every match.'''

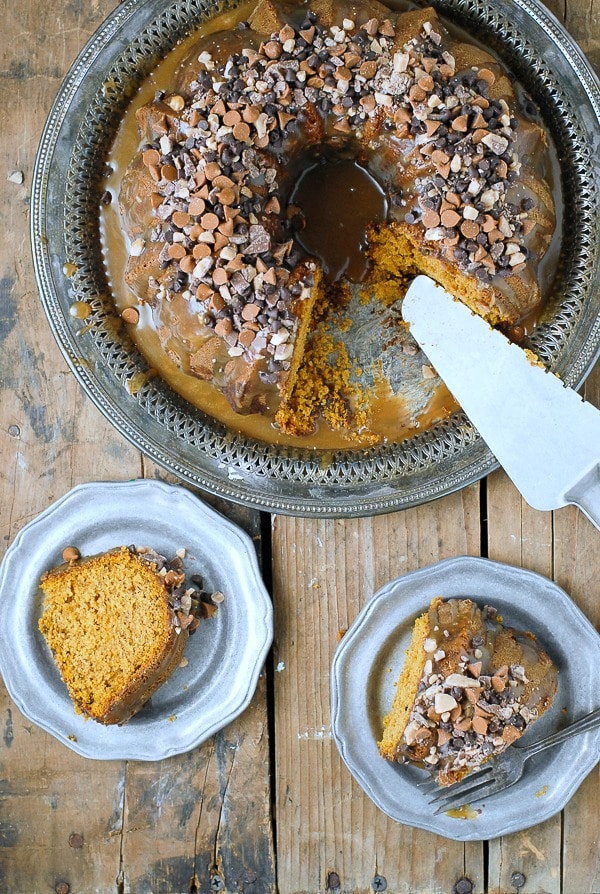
[1,0,598,890]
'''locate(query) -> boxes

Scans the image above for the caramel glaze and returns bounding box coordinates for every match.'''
[103,0,559,448]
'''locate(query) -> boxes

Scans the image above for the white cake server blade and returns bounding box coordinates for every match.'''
[403,275,600,530]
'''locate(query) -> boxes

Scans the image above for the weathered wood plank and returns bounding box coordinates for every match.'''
[118,675,274,894]
[485,473,562,894]
[271,488,484,894]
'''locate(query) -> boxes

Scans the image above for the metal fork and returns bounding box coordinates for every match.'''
[421,706,600,815]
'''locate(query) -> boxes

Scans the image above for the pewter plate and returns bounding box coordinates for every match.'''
[330,556,600,840]
[31,0,600,516]
[0,480,273,760]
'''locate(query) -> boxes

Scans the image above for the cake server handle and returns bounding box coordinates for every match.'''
[565,464,600,533]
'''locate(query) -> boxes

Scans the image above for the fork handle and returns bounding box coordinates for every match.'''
[520,707,600,759]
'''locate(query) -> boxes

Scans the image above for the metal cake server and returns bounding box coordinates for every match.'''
[403,276,600,530]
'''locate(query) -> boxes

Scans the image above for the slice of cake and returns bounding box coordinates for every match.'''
[38,545,203,725]
[379,597,557,785]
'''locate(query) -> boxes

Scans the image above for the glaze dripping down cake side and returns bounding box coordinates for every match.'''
[118,0,556,440]
[38,546,203,725]
[378,597,557,785]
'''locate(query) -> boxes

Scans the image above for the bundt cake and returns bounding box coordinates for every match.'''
[116,0,556,441]
[38,545,204,725]
[378,597,557,785]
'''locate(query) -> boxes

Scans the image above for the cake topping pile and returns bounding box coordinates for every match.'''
[399,608,540,778]
[137,9,535,372]
[396,23,535,285]
[131,546,218,632]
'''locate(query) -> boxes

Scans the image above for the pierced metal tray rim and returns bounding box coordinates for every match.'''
[30,0,600,517]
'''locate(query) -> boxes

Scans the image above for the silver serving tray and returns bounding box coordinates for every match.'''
[31,0,600,516]
[330,557,600,840]
[0,480,273,760]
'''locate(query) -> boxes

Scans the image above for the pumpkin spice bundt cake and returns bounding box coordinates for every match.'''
[117,0,556,440]
[38,545,206,725]
[378,597,557,785]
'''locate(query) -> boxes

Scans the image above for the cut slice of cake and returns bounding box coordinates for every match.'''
[378,597,557,785]
[38,545,203,725]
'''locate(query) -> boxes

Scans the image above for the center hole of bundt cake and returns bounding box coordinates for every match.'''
[289,155,388,284]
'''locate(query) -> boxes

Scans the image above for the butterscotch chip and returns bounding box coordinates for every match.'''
[179,255,196,274]
[212,267,229,286]
[188,198,206,218]
[204,162,222,181]
[422,209,441,228]
[213,233,229,252]
[451,114,469,132]
[213,223,232,243]
[215,318,232,337]
[209,291,225,311]
[335,66,352,81]
[408,84,427,102]
[217,188,236,206]
[431,149,450,166]
[502,725,522,745]
[142,148,160,167]
[472,715,488,735]
[333,118,351,134]
[167,243,187,260]
[242,106,261,124]
[424,119,441,137]
[193,243,211,260]
[241,303,260,321]
[121,306,140,325]
[172,211,191,228]
[472,128,489,144]
[222,109,242,126]
[201,212,220,231]
[441,209,461,227]
[62,546,80,562]
[460,220,480,239]
[477,67,496,85]
[212,174,235,189]
[161,164,178,182]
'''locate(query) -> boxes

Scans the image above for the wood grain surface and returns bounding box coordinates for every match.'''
[1,0,598,890]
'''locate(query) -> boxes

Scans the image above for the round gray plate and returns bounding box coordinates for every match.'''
[330,556,600,840]
[0,480,273,760]
[31,0,600,515]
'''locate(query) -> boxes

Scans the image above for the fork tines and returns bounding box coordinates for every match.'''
[430,770,511,815]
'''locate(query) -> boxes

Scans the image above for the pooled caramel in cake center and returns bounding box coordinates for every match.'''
[290,154,389,283]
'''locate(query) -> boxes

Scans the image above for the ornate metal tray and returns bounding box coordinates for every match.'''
[31,0,600,516]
